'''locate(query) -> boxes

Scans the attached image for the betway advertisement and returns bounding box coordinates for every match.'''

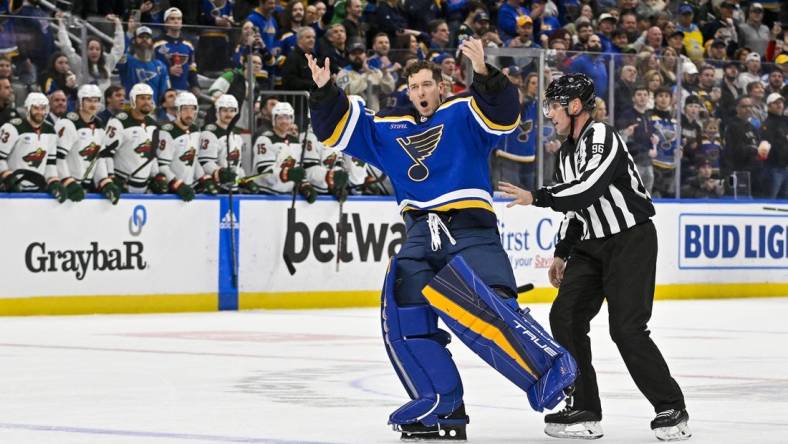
[238,198,565,292]
[0,197,219,298]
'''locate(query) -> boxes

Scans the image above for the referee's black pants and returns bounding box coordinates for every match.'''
[549,220,685,417]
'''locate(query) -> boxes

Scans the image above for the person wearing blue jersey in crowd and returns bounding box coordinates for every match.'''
[494,69,538,190]
[307,37,577,440]
[155,8,199,95]
[497,0,532,42]
[246,0,280,54]
[117,26,170,102]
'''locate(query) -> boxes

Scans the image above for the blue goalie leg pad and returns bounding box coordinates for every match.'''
[421,255,577,412]
[381,258,467,427]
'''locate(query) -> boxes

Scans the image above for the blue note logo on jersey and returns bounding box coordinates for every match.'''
[396,124,444,182]
[517,119,533,143]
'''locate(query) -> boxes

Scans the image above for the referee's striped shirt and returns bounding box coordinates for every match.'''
[533,120,655,244]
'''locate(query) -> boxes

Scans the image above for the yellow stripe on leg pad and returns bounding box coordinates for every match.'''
[422,285,536,378]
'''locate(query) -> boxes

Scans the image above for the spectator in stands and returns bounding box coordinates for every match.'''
[765,69,784,96]
[738,3,770,56]
[569,34,608,99]
[572,21,594,50]
[699,118,723,177]
[738,52,762,90]
[0,56,11,79]
[659,47,679,86]
[720,61,743,122]
[7,0,55,81]
[117,26,171,103]
[650,86,680,197]
[281,27,317,91]
[747,80,768,128]
[619,84,657,193]
[677,3,705,61]
[681,95,704,171]
[197,0,235,73]
[55,13,125,92]
[232,20,273,74]
[368,33,400,75]
[454,4,487,46]
[634,26,664,53]
[39,52,77,112]
[592,97,608,122]
[247,0,279,51]
[723,96,763,195]
[506,15,539,49]
[666,30,684,56]
[702,1,737,43]
[680,61,700,102]
[157,88,178,122]
[374,0,417,44]
[208,52,265,129]
[644,69,664,109]
[681,157,725,198]
[336,40,395,112]
[45,90,68,127]
[428,19,451,51]
[607,27,626,50]
[279,0,308,58]
[696,64,721,115]
[707,39,728,68]
[342,0,365,43]
[620,11,639,43]
[761,93,788,198]
[0,76,17,126]
[596,13,617,53]
[615,64,639,115]
[317,23,348,75]
[155,8,200,96]
[97,85,125,123]
[497,0,530,42]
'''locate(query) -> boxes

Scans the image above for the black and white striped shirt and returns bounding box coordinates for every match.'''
[533,120,655,252]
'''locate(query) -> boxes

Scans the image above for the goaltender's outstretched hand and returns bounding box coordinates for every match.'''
[498,181,533,207]
[305,53,331,88]
[459,37,488,75]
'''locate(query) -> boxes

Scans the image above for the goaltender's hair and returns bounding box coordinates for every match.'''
[402,60,443,86]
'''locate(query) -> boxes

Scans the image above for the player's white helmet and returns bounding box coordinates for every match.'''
[24,92,49,115]
[215,94,238,111]
[175,91,198,110]
[77,84,102,103]
[272,101,295,121]
[130,83,155,109]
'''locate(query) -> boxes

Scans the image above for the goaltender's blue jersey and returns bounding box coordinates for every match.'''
[310,74,520,214]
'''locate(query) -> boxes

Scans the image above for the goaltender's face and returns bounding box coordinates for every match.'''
[407,68,445,118]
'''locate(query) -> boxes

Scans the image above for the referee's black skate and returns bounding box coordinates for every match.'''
[396,404,468,441]
[544,396,603,440]
[651,409,691,441]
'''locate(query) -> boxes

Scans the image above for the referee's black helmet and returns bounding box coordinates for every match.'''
[543,73,596,117]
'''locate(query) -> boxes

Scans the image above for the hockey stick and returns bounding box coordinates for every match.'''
[225,113,242,288]
[122,127,160,184]
[282,111,310,276]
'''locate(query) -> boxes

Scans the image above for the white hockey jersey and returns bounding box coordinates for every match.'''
[158,121,202,186]
[55,112,107,187]
[302,132,344,193]
[0,117,58,191]
[103,111,160,192]
[199,122,246,181]
[252,130,303,194]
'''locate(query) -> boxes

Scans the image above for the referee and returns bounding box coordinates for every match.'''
[500,74,690,441]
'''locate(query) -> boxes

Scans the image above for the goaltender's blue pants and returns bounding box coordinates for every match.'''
[395,211,517,306]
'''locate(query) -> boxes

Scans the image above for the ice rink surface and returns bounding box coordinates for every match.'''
[1,297,787,444]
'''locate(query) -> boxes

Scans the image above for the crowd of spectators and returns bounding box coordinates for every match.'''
[0,0,786,199]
